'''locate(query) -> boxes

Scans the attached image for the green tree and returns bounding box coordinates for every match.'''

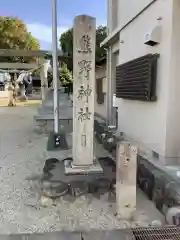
[0,16,40,62]
[60,63,73,93]
[59,25,107,70]
[60,63,72,86]
[95,26,107,63]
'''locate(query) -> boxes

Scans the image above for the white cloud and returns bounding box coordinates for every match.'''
[27,23,69,49]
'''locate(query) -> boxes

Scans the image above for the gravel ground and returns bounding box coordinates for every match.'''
[0,105,164,234]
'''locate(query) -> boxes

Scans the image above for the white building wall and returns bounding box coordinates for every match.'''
[118,0,155,28]
[165,0,180,159]
[114,0,174,161]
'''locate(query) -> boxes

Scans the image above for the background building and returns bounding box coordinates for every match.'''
[101,0,180,165]
[95,58,107,119]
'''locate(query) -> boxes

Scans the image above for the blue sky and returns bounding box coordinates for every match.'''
[0,0,107,50]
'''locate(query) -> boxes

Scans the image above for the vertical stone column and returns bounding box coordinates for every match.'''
[40,58,49,101]
[106,46,113,125]
[72,15,96,166]
[116,141,137,219]
[7,81,14,106]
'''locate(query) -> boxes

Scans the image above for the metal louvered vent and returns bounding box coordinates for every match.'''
[131,226,180,240]
[116,53,159,101]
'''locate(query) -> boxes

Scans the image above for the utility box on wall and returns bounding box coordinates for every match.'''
[102,77,107,93]
[113,93,118,107]
[144,25,162,46]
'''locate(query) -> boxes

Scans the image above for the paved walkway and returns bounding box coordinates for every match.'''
[0,105,163,234]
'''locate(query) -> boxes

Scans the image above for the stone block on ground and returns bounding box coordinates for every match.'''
[42,180,69,198]
[81,230,134,240]
[35,119,73,134]
[43,158,60,173]
[64,158,103,175]
[39,196,53,207]
[34,88,73,134]
[69,180,89,197]
[27,231,82,240]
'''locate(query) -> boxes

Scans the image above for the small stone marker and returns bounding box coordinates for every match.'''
[64,15,103,174]
[116,141,137,219]
[165,206,180,226]
[7,81,15,106]
[40,58,49,100]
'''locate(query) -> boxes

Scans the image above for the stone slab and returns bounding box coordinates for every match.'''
[34,88,73,134]
[81,230,134,240]
[39,94,72,109]
[0,236,21,240]
[27,231,81,240]
[46,157,115,183]
[69,180,89,196]
[35,108,73,120]
[35,111,104,121]
[44,88,71,104]
[34,88,73,121]
[64,158,103,175]
[34,119,73,134]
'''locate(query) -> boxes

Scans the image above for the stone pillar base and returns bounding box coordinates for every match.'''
[34,119,73,134]
[64,158,103,175]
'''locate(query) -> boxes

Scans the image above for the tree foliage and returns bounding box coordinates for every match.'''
[95,26,107,63]
[0,16,40,62]
[60,63,73,86]
[59,25,107,70]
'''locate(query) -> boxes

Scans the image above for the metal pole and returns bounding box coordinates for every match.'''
[52,0,59,133]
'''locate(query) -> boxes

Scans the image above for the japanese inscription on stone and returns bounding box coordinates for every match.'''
[78,107,91,122]
[78,60,92,80]
[77,84,92,103]
[73,15,96,166]
[78,35,92,53]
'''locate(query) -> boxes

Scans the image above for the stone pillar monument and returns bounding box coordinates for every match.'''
[73,15,96,166]
[7,81,15,106]
[116,141,137,219]
[40,59,49,101]
[64,15,103,174]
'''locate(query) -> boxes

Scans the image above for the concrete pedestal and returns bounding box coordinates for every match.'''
[34,88,73,133]
[64,158,103,175]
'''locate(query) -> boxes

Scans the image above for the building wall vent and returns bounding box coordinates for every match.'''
[144,25,161,46]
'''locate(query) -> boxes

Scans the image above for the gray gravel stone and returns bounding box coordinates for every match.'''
[39,196,54,208]
[0,105,164,234]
